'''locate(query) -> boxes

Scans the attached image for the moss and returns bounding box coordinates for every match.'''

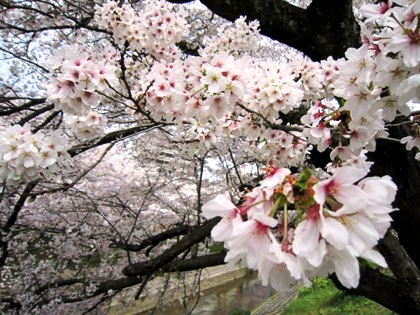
[282,278,396,315]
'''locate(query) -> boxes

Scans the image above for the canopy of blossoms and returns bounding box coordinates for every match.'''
[1,1,418,183]
[0,0,419,311]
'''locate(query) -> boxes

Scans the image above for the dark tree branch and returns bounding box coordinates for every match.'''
[229,148,243,187]
[58,276,144,304]
[349,264,420,315]
[377,229,420,284]
[122,217,221,276]
[0,98,47,116]
[17,104,55,126]
[35,251,226,307]
[370,122,420,269]
[0,181,39,267]
[68,123,165,157]
[35,278,86,295]
[31,110,62,133]
[177,41,200,56]
[111,224,190,252]
[158,250,227,273]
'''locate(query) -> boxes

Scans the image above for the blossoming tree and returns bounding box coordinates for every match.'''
[0,0,419,314]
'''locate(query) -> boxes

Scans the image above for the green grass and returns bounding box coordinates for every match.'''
[229,309,251,315]
[282,278,396,315]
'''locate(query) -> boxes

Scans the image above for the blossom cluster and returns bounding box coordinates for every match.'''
[140,2,418,166]
[94,0,188,61]
[0,124,69,183]
[46,45,118,139]
[145,52,251,122]
[143,46,311,162]
[245,60,304,120]
[65,111,108,140]
[293,56,344,101]
[42,0,419,172]
[359,0,420,159]
[21,0,420,186]
[46,45,118,116]
[300,0,419,166]
[203,165,397,290]
[255,129,309,166]
[200,16,262,57]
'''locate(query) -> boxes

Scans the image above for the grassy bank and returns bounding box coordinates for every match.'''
[282,278,396,315]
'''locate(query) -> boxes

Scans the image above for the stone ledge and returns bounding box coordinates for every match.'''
[251,284,300,315]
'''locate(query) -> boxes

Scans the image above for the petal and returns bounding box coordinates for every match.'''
[293,219,320,257]
[202,194,238,219]
[306,239,327,267]
[330,247,360,288]
[360,249,387,268]
[259,167,291,189]
[333,166,367,186]
[336,185,366,208]
[358,176,397,205]
[321,217,349,250]
[211,219,233,242]
[253,212,278,228]
[313,180,329,205]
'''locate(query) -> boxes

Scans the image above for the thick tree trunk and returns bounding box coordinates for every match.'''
[359,123,420,314]
[370,123,420,269]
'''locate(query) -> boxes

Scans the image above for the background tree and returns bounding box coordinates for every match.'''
[0,0,419,314]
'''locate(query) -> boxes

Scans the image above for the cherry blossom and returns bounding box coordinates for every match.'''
[1,0,419,312]
[94,0,188,61]
[46,45,119,116]
[401,134,420,160]
[0,124,69,184]
[203,164,397,289]
[201,194,243,242]
[65,111,108,139]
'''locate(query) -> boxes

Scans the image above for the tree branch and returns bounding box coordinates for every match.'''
[0,98,47,116]
[0,181,39,267]
[17,104,55,126]
[35,278,86,295]
[111,224,190,252]
[370,123,420,269]
[159,251,227,273]
[349,264,420,315]
[122,217,221,276]
[35,251,226,306]
[68,123,164,157]
[377,229,420,284]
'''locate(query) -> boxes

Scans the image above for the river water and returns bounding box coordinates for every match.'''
[141,272,276,315]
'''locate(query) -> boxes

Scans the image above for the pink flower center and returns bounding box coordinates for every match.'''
[255,221,269,236]
[325,180,339,198]
[307,204,321,221]
[379,3,390,14]
[408,30,420,46]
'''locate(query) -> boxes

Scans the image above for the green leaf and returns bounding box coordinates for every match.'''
[296,168,312,190]
[209,243,224,253]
